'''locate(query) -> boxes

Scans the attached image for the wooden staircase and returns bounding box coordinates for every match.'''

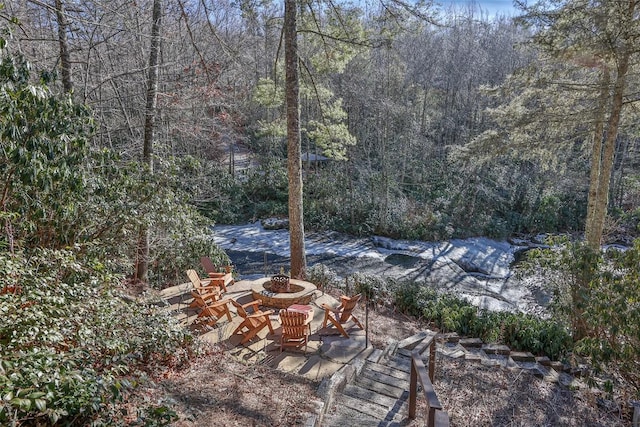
[321,331,448,427]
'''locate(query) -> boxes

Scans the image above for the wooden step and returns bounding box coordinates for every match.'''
[355,375,405,399]
[322,409,396,427]
[366,348,384,363]
[360,367,410,390]
[343,384,399,409]
[383,355,412,373]
[337,393,393,420]
[397,330,430,350]
[366,361,409,381]
[325,330,444,427]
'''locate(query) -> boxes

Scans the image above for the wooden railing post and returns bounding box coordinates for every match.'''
[429,338,435,383]
[409,354,417,419]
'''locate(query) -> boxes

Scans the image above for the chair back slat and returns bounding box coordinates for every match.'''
[279,310,307,335]
[200,256,217,274]
[279,309,310,352]
[186,269,201,286]
[338,293,361,322]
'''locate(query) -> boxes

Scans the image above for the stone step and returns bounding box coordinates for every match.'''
[482,344,511,355]
[438,332,460,343]
[459,337,484,348]
[438,343,467,359]
[510,351,536,362]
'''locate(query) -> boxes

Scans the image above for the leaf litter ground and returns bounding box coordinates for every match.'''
[119,297,631,426]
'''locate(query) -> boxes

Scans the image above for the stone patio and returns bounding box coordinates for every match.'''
[159,277,373,382]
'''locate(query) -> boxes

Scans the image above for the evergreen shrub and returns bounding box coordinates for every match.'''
[346,272,393,306]
[307,264,341,293]
[393,282,572,360]
[0,249,195,425]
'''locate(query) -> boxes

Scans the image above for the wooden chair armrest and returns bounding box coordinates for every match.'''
[194,288,219,297]
[243,300,262,310]
[196,286,220,295]
[247,310,274,319]
[209,298,231,307]
[321,303,341,313]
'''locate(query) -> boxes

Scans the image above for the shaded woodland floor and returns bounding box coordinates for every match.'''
[118,299,633,426]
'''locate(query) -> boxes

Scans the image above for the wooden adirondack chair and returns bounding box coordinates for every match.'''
[186,269,221,308]
[279,309,311,353]
[231,299,275,344]
[200,257,234,292]
[196,297,233,328]
[321,293,364,338]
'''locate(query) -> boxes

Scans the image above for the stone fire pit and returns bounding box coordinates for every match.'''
[251,278,317,309]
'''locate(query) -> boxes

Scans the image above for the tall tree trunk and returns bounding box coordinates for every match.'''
[284,0,307,279]
[136,0,162,283]
[54,0,73,93]
[585,50,631,251]
[577,50,631,341]
[611,135,630,210]
[585,67,610,250]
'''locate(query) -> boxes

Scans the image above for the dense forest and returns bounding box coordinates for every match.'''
[7,0,640,251]
[2,0,640,424]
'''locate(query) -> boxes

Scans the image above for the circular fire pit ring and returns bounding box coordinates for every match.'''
[251,278,317,309]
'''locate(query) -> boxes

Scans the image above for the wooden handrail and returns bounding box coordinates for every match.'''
[409,335,450,427]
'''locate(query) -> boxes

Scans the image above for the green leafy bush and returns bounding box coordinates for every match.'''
[575,241,640,396]
[0,40,92,250]
[0,33,209,425]
[394,282,439,317]
[393,282,572,360]
[307,264,341,293]
[0,38,224,289]
[0,249,195,425]
[346,272,393,306]
[520,238,640,395]
[470,311,572,360]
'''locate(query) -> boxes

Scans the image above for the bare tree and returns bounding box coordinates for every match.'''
[136,0,162,282]
[54,0,72,93]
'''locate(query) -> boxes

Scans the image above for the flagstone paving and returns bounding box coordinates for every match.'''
[159,278,370,381]
[158,277,588,426]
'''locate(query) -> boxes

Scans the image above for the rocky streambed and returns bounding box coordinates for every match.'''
[212,221,551,315]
